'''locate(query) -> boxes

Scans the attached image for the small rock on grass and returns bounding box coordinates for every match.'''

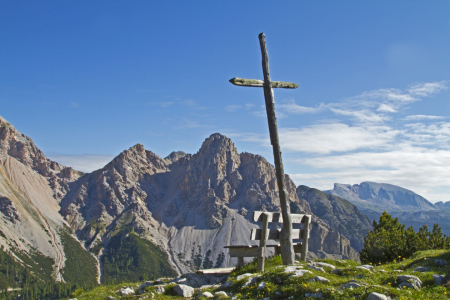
[107,297,117,300]
[120,287,135,295]
[398,281,419,290]
[174,284,195,297]
[314,262,336,269]
[236,273,255,281]
[413,266,430,272]
[155,285,165,294]
[396,275,422,288]
[432,274,447,285]
[199,285,214,290]
[257,282,266,290]
[307,265,325,272]
[339,280,366,289]
[361,264,374,270]
[367,292,388,300]
[435,259,447,266]
[139,281,153,289]
[214,291,228,297]
[220,281,233,288]
[289,270,313,278]
[198,291,214,298]
[315,276,329,283]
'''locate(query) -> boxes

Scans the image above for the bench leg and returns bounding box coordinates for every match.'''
[257,256,265,272]
[257,213,269,272]
[301,215,311,262]
[237,257,244,267]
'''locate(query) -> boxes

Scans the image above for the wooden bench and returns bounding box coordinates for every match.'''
[224,211,311,272]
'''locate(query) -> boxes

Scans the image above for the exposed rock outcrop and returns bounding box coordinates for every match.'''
[0,116,82,201]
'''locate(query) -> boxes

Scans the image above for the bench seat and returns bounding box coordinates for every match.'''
[224,211,311,272]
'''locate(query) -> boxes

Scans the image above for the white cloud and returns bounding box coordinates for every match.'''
[408,81,447,97]
[404,115,445,121]
[403,122,450,147]
[329,108,388,123]
[347,81,447,105]
[377,103,397,113]
[48,154,115,173]
[279,123,399,154]
[278,100,326,114]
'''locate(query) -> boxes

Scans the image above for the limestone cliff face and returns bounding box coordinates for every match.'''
[61,133,359,275]
[0,116,82,201]
[0,151,68,281]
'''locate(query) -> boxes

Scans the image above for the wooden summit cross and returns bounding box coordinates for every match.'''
[229,33,298,266]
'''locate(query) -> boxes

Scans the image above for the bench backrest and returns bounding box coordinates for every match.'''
[250,211,311,241]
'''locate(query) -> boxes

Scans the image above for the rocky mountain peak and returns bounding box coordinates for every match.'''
[165,151,187,163]
[0,115,81,201]
[193,133,241,180]
[106,144,169,180]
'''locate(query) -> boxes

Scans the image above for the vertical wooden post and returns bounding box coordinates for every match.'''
[237,257,244,267]
[301,215,311,262]
[257,213,269,272]
[258,32,295,266]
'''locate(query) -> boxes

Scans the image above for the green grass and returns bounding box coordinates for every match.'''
[65,249,450,299]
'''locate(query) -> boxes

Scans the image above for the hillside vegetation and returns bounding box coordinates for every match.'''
[102,226,177,284]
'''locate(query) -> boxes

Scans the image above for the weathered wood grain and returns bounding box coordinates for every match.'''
[250,228,309,240]
[258,32,295,266]
[197,267,235,275]
[253,211,308,223]
[257,213,269,272]
[229,77,298,89]
[300,215,311,261]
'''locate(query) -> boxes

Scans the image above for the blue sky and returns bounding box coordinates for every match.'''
[1,1,450,202]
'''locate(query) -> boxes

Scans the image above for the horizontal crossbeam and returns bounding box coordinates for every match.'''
[229,77,298,89]
[250,228,309,240]
[253,211,310,223]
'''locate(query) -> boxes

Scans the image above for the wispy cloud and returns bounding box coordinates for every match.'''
[404,115,445,121]
[48,154,115,173]
[278,100,326,114]
[280,124,399,154]
[70,102,79,108]
[329,108,389,123]
[377,103,397,113]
